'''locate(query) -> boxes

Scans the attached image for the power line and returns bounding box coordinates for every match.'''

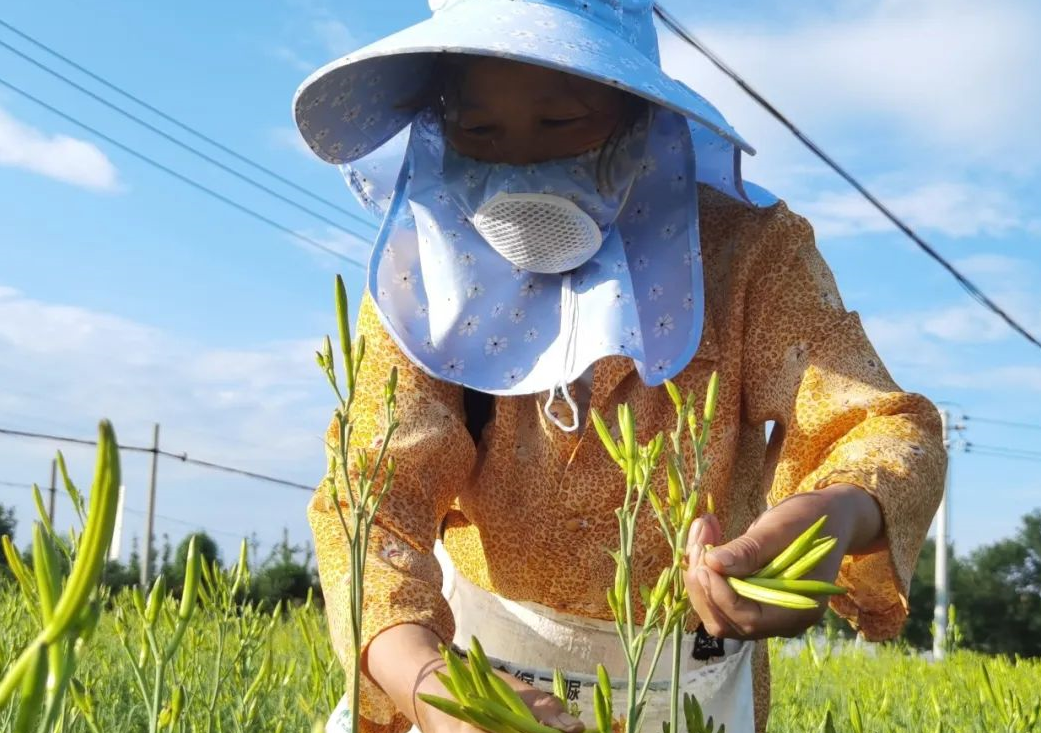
[0,426,313,492]
[965,442,1041,461]
[962,415,1041,432]
[0,18,369,225]
[653,3,1041,353]
[964,448,1041,465]
[0,477,246,540]
[0,36,378,239]
[123,506,246,540]
[0,76,365,268]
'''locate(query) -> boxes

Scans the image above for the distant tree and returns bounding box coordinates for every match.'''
[127,535,142,584]
[160,533,173,578]
[102,558,140,593]
[0,504,15,569]
[252,528,319,608]
[954,511,1041,656]
[166,532,221,591]
[902,511,1041,657]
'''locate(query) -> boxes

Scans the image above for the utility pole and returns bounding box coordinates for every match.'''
[933,408,965,660]
[48,458,57,525]
[933,409,950,660]
[140,423,160,589]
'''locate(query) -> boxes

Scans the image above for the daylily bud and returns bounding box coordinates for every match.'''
[666,460,683,508]
[647,490,664,519]
[132,587,146,618]
[703,371,719,425]
[170,685,185,726]
[664,379,683,411]
[145,574,166,626]
[334,276,354,390]
[591,410,623,465]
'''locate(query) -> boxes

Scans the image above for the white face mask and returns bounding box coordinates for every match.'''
[440,128,648,429]
[471,192,604,275]
[441,119,647,275]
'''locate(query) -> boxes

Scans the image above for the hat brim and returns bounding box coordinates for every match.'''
[293,0,753,165]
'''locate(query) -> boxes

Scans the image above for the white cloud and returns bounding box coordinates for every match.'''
[982,366,1041,391]
[270,126,314,157]
[0,107,120,192]
[312,19,357,56]
[799,181,1034,239]
[271,46,317,73]
[860,252,1040,379]
[0,287,326,458]
[0,286,331,557]
[274,4,360,73]
[661,0,1041,180]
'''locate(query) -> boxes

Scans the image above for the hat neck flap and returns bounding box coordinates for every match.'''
[366,107,705,396]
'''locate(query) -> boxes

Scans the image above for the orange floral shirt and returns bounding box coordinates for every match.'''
[308,188,946,733]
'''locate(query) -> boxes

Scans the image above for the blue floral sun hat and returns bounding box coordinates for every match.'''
[293,0,755,165]
[295,0,778,434]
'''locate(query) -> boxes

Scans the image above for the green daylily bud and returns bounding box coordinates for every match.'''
[32,523,61,623]
[647,489,664,519]
[591,410,623,465]
[171,685,185,724]
[353,334,366,382]
[613,562,628,613]
[131,587,146,618]
[322,335,334,371]
[650,432,665,463]
[703,372,720,425]
[664,379,683,411]
[145,575,166,626]
[231,538,250,597]
[618,404,636,462]
[334,275,354,391]
[666,460,683,508]
[40,421,120,647]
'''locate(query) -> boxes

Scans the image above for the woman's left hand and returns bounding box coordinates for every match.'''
[683,484,886,640]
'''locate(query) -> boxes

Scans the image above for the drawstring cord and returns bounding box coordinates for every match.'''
[544,272,581,432]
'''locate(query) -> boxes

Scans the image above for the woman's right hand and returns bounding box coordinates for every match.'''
[368,623,584,733]
[414,662,585,733]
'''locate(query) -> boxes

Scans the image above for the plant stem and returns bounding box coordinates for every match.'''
[668,617,683,733]
[150,658,165,733]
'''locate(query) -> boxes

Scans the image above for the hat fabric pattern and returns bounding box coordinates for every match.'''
[293,0,754,168]
[367,108,704,394]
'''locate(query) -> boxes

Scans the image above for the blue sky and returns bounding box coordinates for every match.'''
[1,0,1039,568]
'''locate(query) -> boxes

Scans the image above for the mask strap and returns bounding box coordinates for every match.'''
[544,273,581,433]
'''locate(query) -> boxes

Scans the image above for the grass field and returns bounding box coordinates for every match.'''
[2,576,1038,733]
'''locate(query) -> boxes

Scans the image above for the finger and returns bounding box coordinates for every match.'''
[700,564,826,639]
[696,565,762,639]
[704,500,830,577]
[684,515,722,628]
[518,689,582,733]
[685,565,734,639]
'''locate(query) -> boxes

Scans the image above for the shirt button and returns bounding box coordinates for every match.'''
[565,518,583,532]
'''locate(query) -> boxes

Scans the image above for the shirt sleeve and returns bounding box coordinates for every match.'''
[308,291,476,733]
[740,201,946,641]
